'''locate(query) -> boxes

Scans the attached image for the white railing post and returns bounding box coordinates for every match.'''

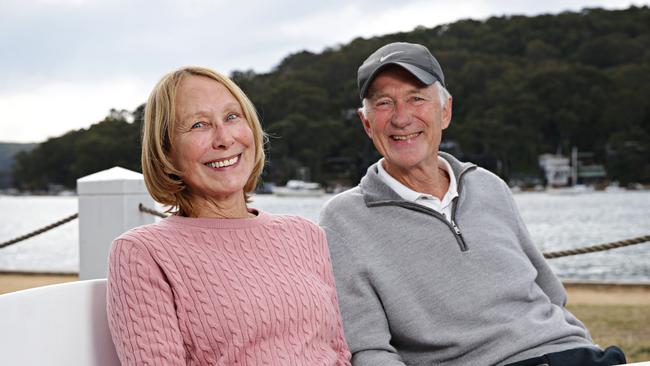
[76,167,156,280]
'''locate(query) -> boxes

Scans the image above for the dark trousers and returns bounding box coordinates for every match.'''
[504,346,626,366]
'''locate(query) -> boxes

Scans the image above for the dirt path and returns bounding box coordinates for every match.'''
[564,281,650,306]
[0,272,78,295]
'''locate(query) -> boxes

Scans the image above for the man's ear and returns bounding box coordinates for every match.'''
[358,108,373,139]
[441,96,453,130]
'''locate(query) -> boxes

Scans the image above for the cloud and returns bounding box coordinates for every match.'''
[1,0,648,142]
[0,78,147,142]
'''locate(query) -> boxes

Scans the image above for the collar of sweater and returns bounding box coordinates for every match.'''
[162,209,272,229]
[360,152,476,207]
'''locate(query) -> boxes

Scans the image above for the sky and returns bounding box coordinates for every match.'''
[1,0,649,143]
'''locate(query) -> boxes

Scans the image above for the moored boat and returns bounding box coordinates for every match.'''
[272,180,325,197]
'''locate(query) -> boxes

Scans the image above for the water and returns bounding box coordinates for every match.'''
[1,192,649,281]
[514,191,650,282]
[0,196,78,273]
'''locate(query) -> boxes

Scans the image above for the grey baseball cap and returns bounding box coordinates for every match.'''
[357,42,445,100]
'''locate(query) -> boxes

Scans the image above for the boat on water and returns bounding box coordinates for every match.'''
[272,180,325,197]
[547,184,594,195]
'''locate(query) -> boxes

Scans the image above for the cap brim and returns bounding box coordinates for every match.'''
[359,61,438,100]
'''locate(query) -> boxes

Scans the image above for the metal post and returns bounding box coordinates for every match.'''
[76,167,155,280]
[571,146,578,186]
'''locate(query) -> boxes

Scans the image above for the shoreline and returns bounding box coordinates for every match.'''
[1,272,649,305]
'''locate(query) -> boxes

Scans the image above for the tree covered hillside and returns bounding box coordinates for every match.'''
[0,142,37,189]
[12,6,650,190]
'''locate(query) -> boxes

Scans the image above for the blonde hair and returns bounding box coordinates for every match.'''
[141,66,266,217]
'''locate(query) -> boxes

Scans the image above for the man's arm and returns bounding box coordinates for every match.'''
[501,181,593,337]
[107,238,186,365]
[323,227,407,366]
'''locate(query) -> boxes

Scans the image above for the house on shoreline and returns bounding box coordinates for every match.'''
[539,148,607,188]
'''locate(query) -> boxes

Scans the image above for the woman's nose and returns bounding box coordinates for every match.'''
[212,124,235,149]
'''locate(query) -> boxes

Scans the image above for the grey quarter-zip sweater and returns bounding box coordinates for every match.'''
[319,152,596,366]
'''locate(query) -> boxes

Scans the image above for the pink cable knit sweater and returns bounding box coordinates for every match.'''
[107,211,351,365]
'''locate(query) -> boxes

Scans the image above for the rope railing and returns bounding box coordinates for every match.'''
[0,213,79,249]
[0,205,166,250]
[138,203,169,218]
[1,204,649,261]
[137,203,650,259]
[543,235,650,259]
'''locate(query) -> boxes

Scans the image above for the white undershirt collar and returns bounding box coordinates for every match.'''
[376,156,458,221]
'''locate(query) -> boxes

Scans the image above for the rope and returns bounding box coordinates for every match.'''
[138,203,169,218]
[136,204,650,259]
[543,235,650,259]
[2,203,646,259]
[0,213,79,249]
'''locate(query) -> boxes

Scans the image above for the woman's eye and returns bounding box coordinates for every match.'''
[226,113,238,121]
[191,121,205,129]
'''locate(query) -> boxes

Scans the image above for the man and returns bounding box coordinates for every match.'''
[319,42,625,366]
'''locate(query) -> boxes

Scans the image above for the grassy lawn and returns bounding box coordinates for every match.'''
[568,304,650,363]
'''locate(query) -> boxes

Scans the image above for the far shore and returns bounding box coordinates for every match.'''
[1,272,649,306]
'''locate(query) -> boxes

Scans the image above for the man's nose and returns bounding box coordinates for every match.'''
[390,102,411,128]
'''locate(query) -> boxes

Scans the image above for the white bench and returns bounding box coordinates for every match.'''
[0,279,120,365]
[1,279,646,366]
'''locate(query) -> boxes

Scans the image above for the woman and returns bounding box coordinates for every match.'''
[106,66,351,365]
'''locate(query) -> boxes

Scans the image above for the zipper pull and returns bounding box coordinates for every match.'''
[451,220,461,235]
[450,219,468,252]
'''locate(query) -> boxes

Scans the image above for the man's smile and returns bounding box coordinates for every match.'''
[391,132,422,141]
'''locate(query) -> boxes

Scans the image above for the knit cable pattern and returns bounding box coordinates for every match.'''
[107,212,351,366]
